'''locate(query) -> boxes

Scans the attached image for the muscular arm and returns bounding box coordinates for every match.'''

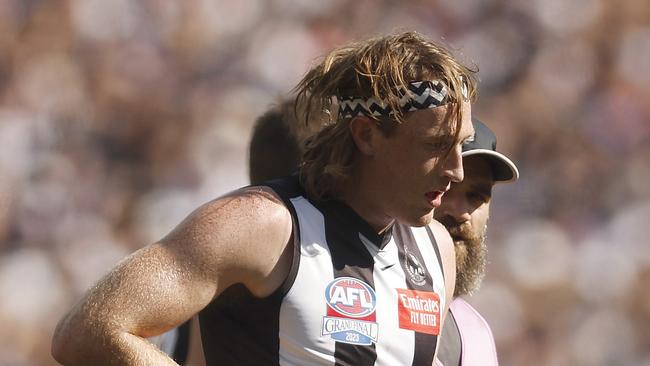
[51,187,293,365]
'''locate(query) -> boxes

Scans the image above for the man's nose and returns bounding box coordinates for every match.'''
[442,144,464,183]
[439,192,471,223]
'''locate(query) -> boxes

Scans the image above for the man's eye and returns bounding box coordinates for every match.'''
[426,141,451,151]
[468,192,489,204]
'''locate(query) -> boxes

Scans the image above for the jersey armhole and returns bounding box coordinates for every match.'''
[276,201,301,297]
[262,176,303,299]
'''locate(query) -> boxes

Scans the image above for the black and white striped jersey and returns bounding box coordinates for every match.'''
[199,176,447,365]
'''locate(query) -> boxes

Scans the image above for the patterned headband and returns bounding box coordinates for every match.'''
[337,80,468,119]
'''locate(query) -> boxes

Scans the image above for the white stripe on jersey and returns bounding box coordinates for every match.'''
[279,197,336,365]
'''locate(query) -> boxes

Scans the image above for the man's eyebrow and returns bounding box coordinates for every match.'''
[460,135,473,144]
[470,183,493,197]
[460,128,475,144]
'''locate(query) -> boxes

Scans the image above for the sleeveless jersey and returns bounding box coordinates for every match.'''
[199,176,447,365]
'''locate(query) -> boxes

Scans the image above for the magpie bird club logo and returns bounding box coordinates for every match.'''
[403,246,427,286]
[321,277,379,345]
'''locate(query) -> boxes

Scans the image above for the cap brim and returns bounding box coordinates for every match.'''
[461,149,519,183]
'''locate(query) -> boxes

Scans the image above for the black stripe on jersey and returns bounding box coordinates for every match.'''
[394,223,437,366]
[318,200,381,366]
[199,284,287,365]
[171,320,190,364]
[438,311,462,366]
[425,225,444,281]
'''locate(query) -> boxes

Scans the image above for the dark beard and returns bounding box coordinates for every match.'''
[440,218,487,297]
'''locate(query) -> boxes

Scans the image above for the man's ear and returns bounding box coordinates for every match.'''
[349,116,378,156]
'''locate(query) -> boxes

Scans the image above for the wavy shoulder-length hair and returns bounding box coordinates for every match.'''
[293,31,477,200]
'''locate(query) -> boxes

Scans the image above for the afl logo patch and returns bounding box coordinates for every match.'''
[322,277,379,345]
[325,277,376,318]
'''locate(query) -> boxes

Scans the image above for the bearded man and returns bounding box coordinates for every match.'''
[435,119,519,366]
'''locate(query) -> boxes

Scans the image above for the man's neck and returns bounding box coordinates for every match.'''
[339,171,394,234]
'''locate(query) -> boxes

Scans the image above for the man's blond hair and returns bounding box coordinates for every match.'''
[294,31,477,200]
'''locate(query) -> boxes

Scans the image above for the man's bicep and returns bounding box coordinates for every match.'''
[63,187,292,340]
[97,194,262,335]
[72,242,219,339]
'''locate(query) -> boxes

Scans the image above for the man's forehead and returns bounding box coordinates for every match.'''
[407,105,473,137]
[459,102,474,141]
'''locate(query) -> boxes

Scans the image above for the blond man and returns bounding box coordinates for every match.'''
[52,32,477,365]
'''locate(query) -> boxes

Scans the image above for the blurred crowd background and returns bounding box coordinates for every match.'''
[0,0,649,365]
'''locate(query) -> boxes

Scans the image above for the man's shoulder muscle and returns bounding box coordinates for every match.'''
[160,186,294,297]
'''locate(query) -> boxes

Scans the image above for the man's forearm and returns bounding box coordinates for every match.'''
[53,327,180,366]
[111,332,181,365]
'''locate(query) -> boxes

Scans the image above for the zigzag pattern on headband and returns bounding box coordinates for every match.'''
[337,80,455,119]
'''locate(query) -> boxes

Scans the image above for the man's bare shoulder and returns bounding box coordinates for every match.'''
[428,219,453,245]
[428,219,454,270]
[159,185,294,295]
[164,186,291,242]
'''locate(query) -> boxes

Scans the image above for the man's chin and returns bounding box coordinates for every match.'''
[406,210,434,227]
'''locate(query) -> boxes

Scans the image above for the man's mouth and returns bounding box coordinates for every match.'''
[425,190,446,208]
